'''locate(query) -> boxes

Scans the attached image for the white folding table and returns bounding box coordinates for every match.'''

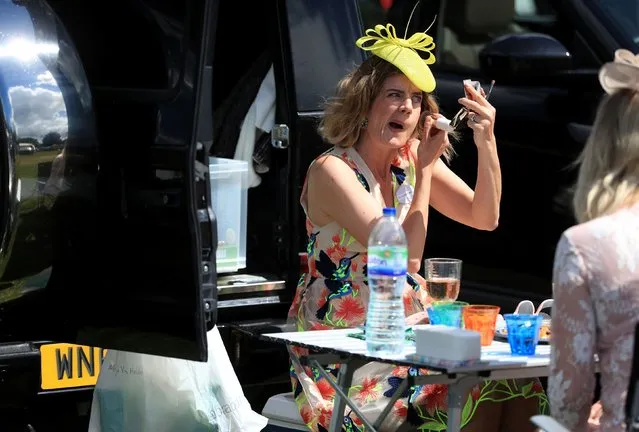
[259,328,551,432]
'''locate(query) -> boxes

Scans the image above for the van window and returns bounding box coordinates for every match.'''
[286,0,366,112]
[357,0,596,73]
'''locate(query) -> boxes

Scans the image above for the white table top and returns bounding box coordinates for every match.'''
[263,328,551,374]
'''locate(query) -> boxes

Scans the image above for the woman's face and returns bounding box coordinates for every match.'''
[364,73,423,148]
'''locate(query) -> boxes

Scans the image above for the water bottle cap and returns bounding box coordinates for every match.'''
[382,207,396,217]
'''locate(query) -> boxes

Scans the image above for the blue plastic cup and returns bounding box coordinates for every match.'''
[426,301,468,327]
[504,314,543,356]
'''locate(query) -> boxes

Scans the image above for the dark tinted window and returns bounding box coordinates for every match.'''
[286,0,366,112]
[357,0,594,73]
[585,0,639,51]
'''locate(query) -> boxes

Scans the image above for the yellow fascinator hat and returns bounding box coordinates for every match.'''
[356,23,437,93]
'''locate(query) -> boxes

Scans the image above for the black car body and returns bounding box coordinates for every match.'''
[0,0,635,429]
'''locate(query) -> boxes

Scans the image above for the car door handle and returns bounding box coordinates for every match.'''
[567,122,592,144]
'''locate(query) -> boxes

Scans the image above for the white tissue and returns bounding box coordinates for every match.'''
[414,325,481,363]
[434,117,454,133]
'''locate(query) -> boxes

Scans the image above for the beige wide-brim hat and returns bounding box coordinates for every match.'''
[599,49,639,95]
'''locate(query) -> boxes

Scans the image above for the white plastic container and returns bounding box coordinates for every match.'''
[209,157,248,273]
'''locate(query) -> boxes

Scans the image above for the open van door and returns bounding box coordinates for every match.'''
[0,0,216,383]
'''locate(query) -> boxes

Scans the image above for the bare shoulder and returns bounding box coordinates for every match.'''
[308,152,344,176]
[308,151,357,189]
[305,149,381,236]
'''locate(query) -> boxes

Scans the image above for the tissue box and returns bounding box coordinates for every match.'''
[413,325,481,367]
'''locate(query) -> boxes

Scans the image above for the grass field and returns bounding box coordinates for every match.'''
[17,149,60,180]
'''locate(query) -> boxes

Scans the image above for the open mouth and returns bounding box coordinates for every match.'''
[388,121,404,131]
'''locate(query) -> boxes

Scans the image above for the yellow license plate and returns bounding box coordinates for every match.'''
[40,343,107,390]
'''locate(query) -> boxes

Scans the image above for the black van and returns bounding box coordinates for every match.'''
[0,0,635,429]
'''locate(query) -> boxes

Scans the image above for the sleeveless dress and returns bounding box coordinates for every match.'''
[287,145,548,432]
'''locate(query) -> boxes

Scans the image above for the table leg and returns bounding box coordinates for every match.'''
[328,360,353,432]
[446,376,479,432]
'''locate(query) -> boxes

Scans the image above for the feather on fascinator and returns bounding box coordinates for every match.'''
[355,22,437,93]
[599,49,639,95]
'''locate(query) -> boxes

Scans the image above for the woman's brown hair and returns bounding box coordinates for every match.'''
[318,55,454,161]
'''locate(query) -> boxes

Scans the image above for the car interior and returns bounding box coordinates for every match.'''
[208,0,295,412]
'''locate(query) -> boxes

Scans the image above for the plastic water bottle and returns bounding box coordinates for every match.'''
[365,207,408,356]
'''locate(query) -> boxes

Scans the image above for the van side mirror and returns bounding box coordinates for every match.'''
[479,33,572,84]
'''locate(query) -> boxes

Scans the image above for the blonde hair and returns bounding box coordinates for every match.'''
[318,56,454,161]
[573,89,639,223]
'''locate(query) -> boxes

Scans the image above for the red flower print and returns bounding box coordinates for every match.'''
[354,377,382,403]
[326,234,347,261]
[532,380,545,394]
[391,366,409,378]
[334,296,365,323]
[471,385,482,401]
[403,293,414,311]
[393,400,408,419]
[290,346,307,357]
[317,378,336,399]
[317,405,332,427]
[327,247,347,262]
[399,144,411,160]
[352,416,363,426]
[415,384,448,415]
[300,405,314,425]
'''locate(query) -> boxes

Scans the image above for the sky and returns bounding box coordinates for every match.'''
[0,0,69,143]
[8,69,68,142]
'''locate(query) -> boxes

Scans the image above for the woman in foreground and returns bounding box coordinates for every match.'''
[549,49,639,431]
[287,22,547,432]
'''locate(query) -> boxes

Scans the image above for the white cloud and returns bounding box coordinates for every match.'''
[8,85,67,141]
[36,71,57,86]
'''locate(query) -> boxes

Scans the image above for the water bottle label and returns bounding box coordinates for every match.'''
[367,246,408,276]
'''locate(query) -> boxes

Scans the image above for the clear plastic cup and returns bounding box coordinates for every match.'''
[424,258,462,301]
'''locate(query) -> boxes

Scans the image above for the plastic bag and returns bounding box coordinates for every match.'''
[88,326,267,432]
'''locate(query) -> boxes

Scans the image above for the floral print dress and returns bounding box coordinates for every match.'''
[287,145,548,432]
[549,203,639,431]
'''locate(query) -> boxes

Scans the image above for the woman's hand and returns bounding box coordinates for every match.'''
[413,115,450,169]
[588,400,602,431]
[405,311,430,326]
[458,83,497,148]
